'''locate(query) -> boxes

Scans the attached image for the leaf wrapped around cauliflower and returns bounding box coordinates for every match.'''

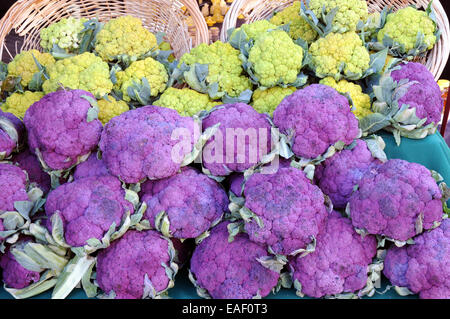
[97,96,129,125]
[273,84,360,164]
[201,103,273,177]
[153,87,220,117]
[251,86,296,116]
[269,1,318,43]
[23,89,103,176]
[0,110,25,160]
[383,219,450,299]
[96,229,178,299]
[189,221,281,299]
[178,41,252,100]
[140,167,227,240]
[7,50,55,88]
[230,166,328,258]
[95,16,158,62]
[99,106,200,184]
[290,211,380,298]
[1,91,44,120]
[42,52,113,98]
[360,62,443,145]
[347,159,445,245]
[372,5,440,59]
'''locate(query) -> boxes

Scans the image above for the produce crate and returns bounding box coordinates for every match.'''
[220,0,450,80]
[0,0,209,62]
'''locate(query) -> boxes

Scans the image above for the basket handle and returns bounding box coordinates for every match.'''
[220,0,247,42]
[180,0,209,46]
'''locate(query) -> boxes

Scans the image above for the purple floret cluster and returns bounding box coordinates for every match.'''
[290,211,377,298]
[315,140,382,208]
[73,153,110,180]
[390,62,443,126]
[96,230,173,299]
[273,84,360,160]
[24,90,103,171]
[190,222,280,299]
[0,163,29,211]
[141,167,228,239]
[349,159,443,242]
[383,219,450,299]
[12,148,51,194]
[45,175,133,247]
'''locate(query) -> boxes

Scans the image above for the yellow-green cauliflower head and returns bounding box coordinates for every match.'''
[248,30,304,87]
[95,16,157,61]
[251,86,296,116]
[42,52,113,98]
[180,41,252,98]
[309,32,370,80]
[1,91,44,119]
[378,6,438,53]
[40,17,88,52]
[308,0,368,33]
[114,56,168,102]
[320,77,372,119]
[97,97,129,124]
[270,1,318,43]
[230,20,278,41]
[154,87,221,116]
[7,49,55,87]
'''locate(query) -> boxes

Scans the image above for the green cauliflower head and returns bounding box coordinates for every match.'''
[1,91,44,119]
[308,0,369,33]
[114,56,168,102]
[40,17,88,52]
[248,30,304,88]
[42,52,113,98]
[309,31,370,80]
[7,49,55,87]
[179,41,252,98]
[95,15,158,61]
[270,1,318,43]
[251,86,296,116]
[153,87,220,116]
[230,20,278,42]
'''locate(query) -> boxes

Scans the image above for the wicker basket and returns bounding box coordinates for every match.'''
[0,0,209,62]
[221,0,450,80]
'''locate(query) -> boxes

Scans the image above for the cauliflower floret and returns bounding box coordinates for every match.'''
[97,97,129,125]
[40,17,88,52]
[251,86,296,116]
[73,153,110,181]
[7,50,55,87]
[308,0,368,33]
[0,163,28,212]
[378,6,437,55]
[248,30,304,87]
[230,20,277,41]
[179,41,252,98]
[153,87,220,116]
[348,159,444,242]
[95,16,157,61]
[12,148,51,194]
[42,52,113,98]
[309,32,371,80]
[1,91,44,119]
[320,77,372,119]
[270,1,318,43]
[190,221,280,299]
[114,56,168,102]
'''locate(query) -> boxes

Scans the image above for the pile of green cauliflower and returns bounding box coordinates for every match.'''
[0,0,449,299]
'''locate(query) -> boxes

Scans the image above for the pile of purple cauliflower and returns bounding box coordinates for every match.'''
[0,67,448,300]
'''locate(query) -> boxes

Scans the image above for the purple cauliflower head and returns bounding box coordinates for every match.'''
[96,229,177,299]
[202,103,272,177]
[73,153,110,180]
[12,148,51,194]
[383,219,450,299]
[1,241,40,289]
[190,221,280,299]
[390,62,443,126]
[273,84,360,160]
[140,167,228,239]
[0,162,28,211]
[349,159,443,242]
[99,106,197,183]
[45,176,134,247]
[290,211,377,298]
[0,110,25,159]
[315,140,382,209]
[242,166,328,256]
[23,90,103,171]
